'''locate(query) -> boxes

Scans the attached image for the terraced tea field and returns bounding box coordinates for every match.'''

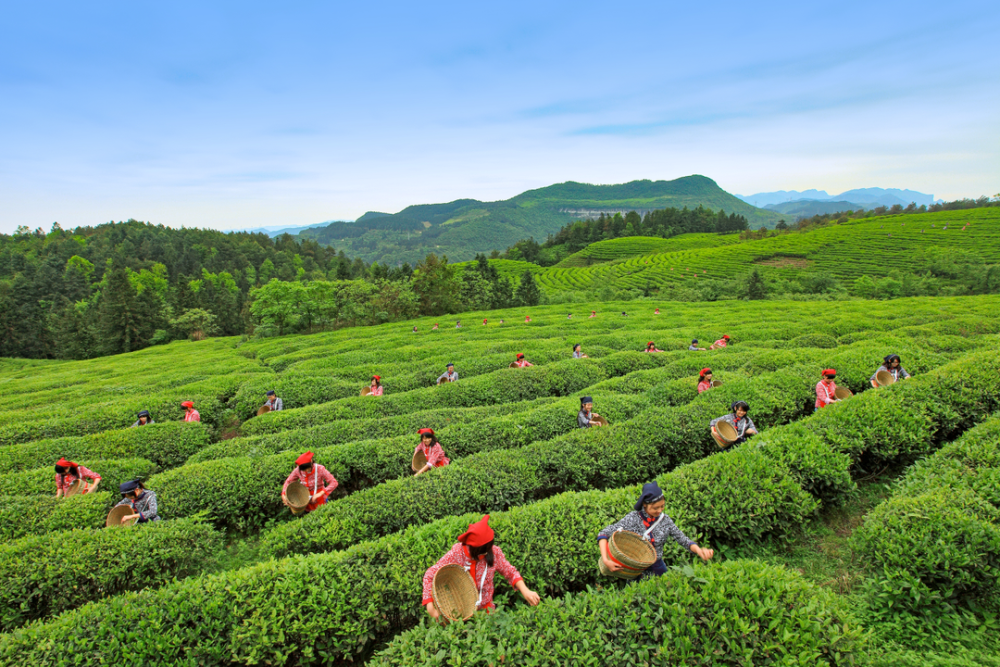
[534,208,1000,293]
[1,295,999,665]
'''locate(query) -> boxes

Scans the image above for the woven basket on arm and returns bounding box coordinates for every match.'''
[105,505,135,528]
[286,482,310,510]
[599,530,656,579]
[711,421,739,448]
[875,370,895,387]
[412,449,428,472]
[432,564,478,622]
[65,480,83,497]
[834,387,853,400]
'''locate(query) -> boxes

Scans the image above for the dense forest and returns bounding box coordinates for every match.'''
[503,206,749,265]
[0,220,538,360]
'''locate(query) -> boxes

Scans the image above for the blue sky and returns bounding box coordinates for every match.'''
[2,0,998,233]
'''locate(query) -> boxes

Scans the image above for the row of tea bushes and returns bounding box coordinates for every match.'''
[0,422,210,474]
[851,417,1000,628]
[0,493,111,541]
[258,366,818,557]
[371,560,865,666]
[0,457,156,497]
[5,348,996,665]
[0,517,223,631]
[0,453,817,666]
[186,399,555,464]
[153,390,655,533]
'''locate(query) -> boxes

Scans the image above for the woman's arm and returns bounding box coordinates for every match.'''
[599,538,625,572]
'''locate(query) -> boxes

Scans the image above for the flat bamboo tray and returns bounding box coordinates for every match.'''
[432,564,477,622]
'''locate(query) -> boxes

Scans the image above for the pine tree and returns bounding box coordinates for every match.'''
[515,270,541,306]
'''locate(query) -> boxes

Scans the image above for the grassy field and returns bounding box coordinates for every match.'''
[533,208,1000,294]
[1,295,999,664]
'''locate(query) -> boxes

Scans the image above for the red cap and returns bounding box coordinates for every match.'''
[516,353,524,359]
[56,457,74,467]
[181,401,194,408]
[295,451,314,465]
[457,514,494,547]
[372,375,381,381]
[647,341,654,346]
[418,428,434,436]
[822,369,837,376]
[700,368,712,376]
[723,335,730,340]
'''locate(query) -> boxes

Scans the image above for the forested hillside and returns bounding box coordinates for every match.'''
[296,175,782,265]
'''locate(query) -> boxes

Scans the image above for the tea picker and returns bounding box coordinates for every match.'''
[870,354,911,388]
[54,458,101,498]
[815,369,842,410]
[572,343,588,359]
[709,334,731,350]
[688,339,706,351]
[260,390,283,414]
[364,375,384,396]
[511,353,533,368]
[437,363,458,384]
[598,482,713,579]
[644,341,662,353]
[181,400,200,422]
[577,396,604,428]
[413,428,450,475]
[697,368,716,394]
[710,400,757,449]
[422,515,540,622]
[114,479,160,524]
[282,451,338,515]
[130,410,154,427]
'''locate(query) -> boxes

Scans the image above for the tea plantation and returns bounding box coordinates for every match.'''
[1,295,999,665]
[534,208,1000,294]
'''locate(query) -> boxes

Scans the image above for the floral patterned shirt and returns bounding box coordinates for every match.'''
[115,489,160,522]
[710,412,756,438]
[415,442,450,468]
[55,466,101,494]
[815,380,838,409]
[422,543,523,610]
[697,380,711,393]
[513,360,533,367]
[370,385,384,396]
[597,509,696,565]
[184,409,201,422]
[869,365,910,383]
[713,339,728,348]
[282,463,338,496]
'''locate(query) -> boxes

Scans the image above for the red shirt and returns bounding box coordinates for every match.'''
[697,380,711,393]
[283,463,338,496]
[370,385,384,396]
[55,465,101,493]
[184,409,201,422]
[415,442,450,468]
[514,360,533,367]
[815,380,838,409]
[422,543,523,610]
[713,339,728,348]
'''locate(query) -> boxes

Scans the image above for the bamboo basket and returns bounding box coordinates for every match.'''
[286,482,310,511]
[711,421,739,449]
[591,415,608,426]
[65,479,83,497]
[256,405,271,417]
[875,370,895,387]
[599,530,656,580]
[106,505,136,528]
[360,387,373,396]
[710,380,723,388]
[509,362,519,368]
[834,387,853,400]
[432,564,478,622]
[412,448,428,472]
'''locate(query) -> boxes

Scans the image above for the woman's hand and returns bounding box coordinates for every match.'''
[123,514,140,524]
[746,429,758,435]
[690,544,714,561]
[281,493,290,507]
[602,555,624,571]
[425,602,440,620]
[522,589,541,606]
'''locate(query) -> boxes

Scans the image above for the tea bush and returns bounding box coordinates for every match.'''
[0,492,111,541]
[371,560,865,667]
[0,517,223,630]
[0,457,157,496]
[0,422,210,473]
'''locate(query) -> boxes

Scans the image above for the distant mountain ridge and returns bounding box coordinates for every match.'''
[296,175,784,266]
[736,187,938,209]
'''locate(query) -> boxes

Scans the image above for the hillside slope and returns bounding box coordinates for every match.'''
[533,208,1000,294]
[297,176,783,266]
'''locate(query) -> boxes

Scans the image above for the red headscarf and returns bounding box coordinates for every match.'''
[458,514,494,547]
[822,369,837,378]
[723,335,730,340]
[181,401,194,408]
[372,375,381,381]
[295,451,314,465]
[516,353,524,360]
[56,457,74,468]
[700,368,712,379]
[418,428,434,436]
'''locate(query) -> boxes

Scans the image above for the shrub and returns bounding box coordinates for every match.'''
[0,517,223,630]
[371,560,865,667]
[790,332,839,349]
[0,458,157,496]
[0,422,210,473]
[0,492,111,541]
[852,489,1000,599]
[755,423,855,505]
